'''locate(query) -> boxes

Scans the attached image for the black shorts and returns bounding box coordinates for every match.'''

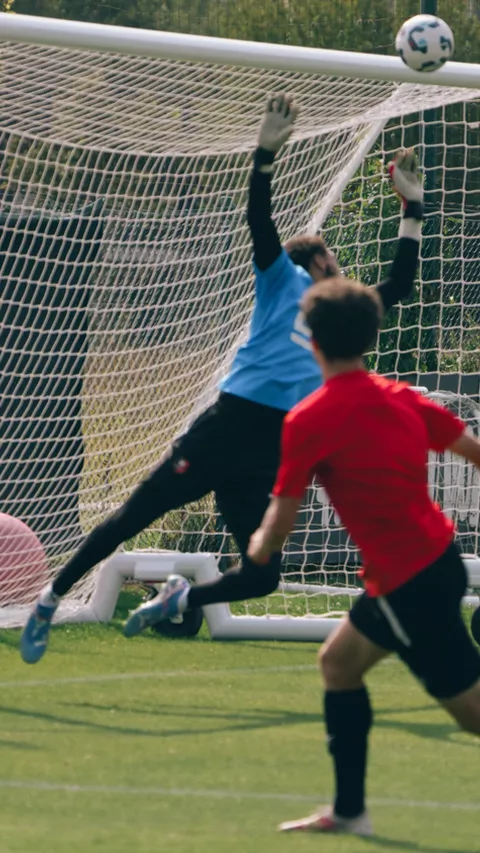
[111,392,286,559]
[52,393,287,597]
[350,542,480,700]
[172,391,285,480]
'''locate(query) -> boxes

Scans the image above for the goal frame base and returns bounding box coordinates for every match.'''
[1,550,479,639]
[82,551,344,642]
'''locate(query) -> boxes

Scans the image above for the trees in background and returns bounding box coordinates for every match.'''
[8,1,480,62]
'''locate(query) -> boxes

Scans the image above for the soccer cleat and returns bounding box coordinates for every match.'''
[279,807,373,836]
[123,574,190,638]
[20,600,58,664]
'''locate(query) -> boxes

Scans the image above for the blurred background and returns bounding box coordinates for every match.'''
[3,0,480,60]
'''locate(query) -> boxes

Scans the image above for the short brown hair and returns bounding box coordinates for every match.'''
[284,234,336,275]
[302,276,383,360]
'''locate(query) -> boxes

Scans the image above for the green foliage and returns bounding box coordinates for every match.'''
[11,0,480,64]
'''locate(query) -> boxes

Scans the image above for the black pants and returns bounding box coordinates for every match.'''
[53,393,286,605]
[350,542,480,699]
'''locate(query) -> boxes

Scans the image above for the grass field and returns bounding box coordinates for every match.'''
[0,591,479,853]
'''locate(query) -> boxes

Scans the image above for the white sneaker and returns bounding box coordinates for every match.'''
[279,807,373,836]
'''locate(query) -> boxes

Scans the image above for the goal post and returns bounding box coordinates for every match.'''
[4,13,480,88]
[0,14,479,638]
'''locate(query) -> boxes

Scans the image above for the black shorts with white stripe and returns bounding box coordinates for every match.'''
[350,542,480,700]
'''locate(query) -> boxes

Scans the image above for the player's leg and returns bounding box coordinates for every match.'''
[136,471,280,617]
[186,470,281,608]
[55,458,211,596]
[441,680,480,735]
[20,407,220,663]
[280,603,392,836]
[124,395,284,629]
[379,544,480,735]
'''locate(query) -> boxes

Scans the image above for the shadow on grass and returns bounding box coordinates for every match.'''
[367,835,472,853]
[0,631,22,649]
[0,702,319,740]
[0,738,40,750]
[0,698,473,747]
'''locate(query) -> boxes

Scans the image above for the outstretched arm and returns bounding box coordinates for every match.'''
[375,149,424,312]
[411,391,480,467]
[450,432,480,469]
[248,412,321,565]
[248,495,301,564]
[247,95,299,272]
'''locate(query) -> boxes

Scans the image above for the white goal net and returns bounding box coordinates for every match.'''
[0,22,479,633]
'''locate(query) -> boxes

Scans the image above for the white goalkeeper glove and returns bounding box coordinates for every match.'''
[257,94,299,156]
[388,148,424,241]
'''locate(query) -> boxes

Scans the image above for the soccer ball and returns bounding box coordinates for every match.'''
[395,14,454,72]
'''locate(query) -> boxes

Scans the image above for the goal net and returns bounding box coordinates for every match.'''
[0,20,479,633]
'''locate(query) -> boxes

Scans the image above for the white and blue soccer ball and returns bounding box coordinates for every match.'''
[395,14,454,72]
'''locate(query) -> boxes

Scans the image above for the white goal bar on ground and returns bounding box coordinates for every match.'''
[0,15,479,639]
[1,551,479,640]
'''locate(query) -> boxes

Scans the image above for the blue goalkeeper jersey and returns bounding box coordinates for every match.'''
[220,250,323,412]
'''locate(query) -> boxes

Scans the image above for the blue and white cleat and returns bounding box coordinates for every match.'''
[20,600,58,664]
[123,574,190,638]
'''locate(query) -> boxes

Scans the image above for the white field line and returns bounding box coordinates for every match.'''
[0,664,318,690]
[0,779,478,812]
[0,658,400,691]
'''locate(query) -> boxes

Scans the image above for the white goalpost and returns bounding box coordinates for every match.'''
[0,14,479,638]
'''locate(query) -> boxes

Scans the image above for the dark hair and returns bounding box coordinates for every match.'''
[284,234,336,275]
[302,276,383,360]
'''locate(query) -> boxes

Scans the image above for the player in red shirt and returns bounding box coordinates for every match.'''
[248,275,480,837]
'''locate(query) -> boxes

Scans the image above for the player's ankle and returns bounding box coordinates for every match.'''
[334,806,366,821]
[38,584,61,608]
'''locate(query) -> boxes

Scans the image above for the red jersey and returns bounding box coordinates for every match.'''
[273,371,465,596]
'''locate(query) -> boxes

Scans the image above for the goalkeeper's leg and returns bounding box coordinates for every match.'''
[187,471,281,607]
[20,411,218,663]
[52,456,211,598]
[123,469,281,636]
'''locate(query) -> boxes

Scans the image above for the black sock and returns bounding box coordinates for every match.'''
[324,687,372,819]
[186,555,281,608]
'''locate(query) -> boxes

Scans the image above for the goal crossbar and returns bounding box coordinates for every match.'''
[2,13,480,89]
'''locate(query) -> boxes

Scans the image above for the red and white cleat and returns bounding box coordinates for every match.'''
[279,807,373,836]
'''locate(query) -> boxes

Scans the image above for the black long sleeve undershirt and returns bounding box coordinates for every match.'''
[376,237,419,311]
[247,158,419,309]
[247,166,283,272]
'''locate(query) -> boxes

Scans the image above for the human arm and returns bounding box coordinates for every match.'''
[414,392,480,472]
[375,149,424,312]
[439,405,480,474]
[248,496,301,564]
[248,407,326,564]
[247,95,299,272]
[449,432,480,470]
[411,390,466,452]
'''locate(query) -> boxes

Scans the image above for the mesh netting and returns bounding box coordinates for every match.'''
[0,42,479,614]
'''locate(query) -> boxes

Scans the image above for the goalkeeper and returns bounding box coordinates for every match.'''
[21,94,423,663]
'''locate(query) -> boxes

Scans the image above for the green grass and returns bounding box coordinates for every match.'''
[0,592,478,853]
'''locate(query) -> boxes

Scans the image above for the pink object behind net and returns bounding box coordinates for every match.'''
[0,513,49,605]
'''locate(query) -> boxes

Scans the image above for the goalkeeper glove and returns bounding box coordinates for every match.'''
[388,148,424,241]
[255,94,299,172]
